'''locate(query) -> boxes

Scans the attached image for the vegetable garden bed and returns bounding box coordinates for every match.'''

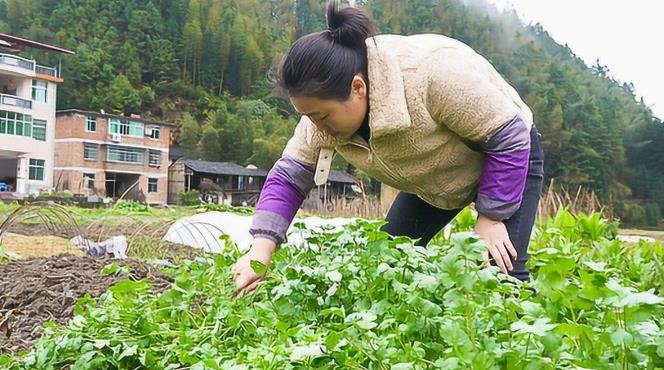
[0,210,663,369]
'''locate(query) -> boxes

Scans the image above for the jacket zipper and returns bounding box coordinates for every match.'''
[346,136,404,187]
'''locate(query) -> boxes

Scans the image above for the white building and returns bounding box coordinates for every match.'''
[0,32,74,196]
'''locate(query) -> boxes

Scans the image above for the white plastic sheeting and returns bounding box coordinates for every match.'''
[162,211,356,253]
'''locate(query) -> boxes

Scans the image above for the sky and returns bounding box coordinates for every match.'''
[487,0,664,120]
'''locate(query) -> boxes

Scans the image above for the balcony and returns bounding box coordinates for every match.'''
[0,93,32,109]
[0,53,57,77]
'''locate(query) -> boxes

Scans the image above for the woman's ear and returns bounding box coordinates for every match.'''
[351,74,367,99]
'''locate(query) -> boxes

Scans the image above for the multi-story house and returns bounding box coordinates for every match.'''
[55,109,174,204]
[0,32,74,196]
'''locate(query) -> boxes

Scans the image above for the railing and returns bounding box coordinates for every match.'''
[35,65,56,77]
[0,93,32,109]
[0,53,57,77]
[0,54,34,71]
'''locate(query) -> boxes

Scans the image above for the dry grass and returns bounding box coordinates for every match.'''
[537,179,610,223]
[305,180,612,224]
[302,196,387,219]
[2,233,85,258]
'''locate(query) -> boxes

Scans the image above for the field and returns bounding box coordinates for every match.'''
[0,204,663,369]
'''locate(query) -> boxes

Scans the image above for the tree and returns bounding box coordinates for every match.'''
[179,113,202,159]
[93,74,142,114]
[199,125,222,161]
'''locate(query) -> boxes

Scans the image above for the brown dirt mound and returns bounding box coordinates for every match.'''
[0,254,172,353]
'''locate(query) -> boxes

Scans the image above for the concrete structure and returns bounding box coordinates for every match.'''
[55,109,174,204]
[0,33,74,196]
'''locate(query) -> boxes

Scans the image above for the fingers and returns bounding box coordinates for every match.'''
[499,242,513,272]
[487,242,514,274]
[505,238,518,261]
[235,269,255,290]
[232,271,263,298]
[488,245,508,274]
[241,278,262,295]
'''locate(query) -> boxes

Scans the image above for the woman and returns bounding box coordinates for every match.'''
[233,1,544,294]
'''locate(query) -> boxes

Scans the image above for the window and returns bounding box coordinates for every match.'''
[31,80,47,103]
[83,173,95,190]
[109,118,120,134]
[84,143,97,160]
[106,145,144,164]
[28,159,45,181]
[148,178,158,193]
[86,116,96,132]
[128,121,143,137]
[148,125,160,139]
[238,176,245,190]
[0,110,32,137]
[108,118,143,137]
[32,119,46,141]
[148,150,161,166]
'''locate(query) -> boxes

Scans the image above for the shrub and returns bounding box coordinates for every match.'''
[179,190,201,206]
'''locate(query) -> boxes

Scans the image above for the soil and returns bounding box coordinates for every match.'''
[0,254,172,354]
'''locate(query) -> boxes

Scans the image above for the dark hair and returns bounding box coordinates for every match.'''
[279,1,377,100]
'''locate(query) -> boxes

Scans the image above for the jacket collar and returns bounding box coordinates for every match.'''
[365,35,413,137]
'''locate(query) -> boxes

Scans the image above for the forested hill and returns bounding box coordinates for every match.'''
[1,0,662,224]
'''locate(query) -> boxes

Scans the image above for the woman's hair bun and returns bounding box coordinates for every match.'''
[325,1,377,48]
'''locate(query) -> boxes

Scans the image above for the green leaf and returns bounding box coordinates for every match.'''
[345,311,378,330]
[101,262,120,276]
[657,336,664,358]
[512,318,558,337]
[250,259,267,275]
[435,358,460,369]
[325,331,341,351]
[326,270,342,283]
[418,298,443,317]
[610,328,633,347]
[118,345,138,360]
[290,343,324,362]
[617,291,664,307]
[412,272,438,292]
[606,280,664,307]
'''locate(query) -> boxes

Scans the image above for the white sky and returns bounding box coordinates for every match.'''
[487,0,664,119]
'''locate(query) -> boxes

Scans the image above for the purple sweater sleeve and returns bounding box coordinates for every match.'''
[476,115,531,221]
[249,156,315,244]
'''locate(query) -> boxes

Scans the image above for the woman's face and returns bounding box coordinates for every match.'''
[290,75,368,140]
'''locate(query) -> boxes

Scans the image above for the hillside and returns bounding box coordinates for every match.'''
[1,0,662,225]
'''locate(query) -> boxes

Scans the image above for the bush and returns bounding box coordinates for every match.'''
[179,190,201,206]
[200,202,254,215]
[645,202,662,227]
[621,202,646,225]
[113,200,151,213]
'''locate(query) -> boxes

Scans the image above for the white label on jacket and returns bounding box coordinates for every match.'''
[314,148,334,186]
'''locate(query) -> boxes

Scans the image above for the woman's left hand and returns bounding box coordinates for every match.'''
[474,213,517,274]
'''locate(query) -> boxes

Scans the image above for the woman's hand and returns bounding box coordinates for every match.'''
[231,238,276,296]
[474,213,517,274]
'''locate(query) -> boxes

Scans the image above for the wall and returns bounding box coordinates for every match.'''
[55,112,171,204]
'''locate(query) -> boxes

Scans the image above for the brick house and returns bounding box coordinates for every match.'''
[54,109,174,204]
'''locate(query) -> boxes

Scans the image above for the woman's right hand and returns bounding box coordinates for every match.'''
[231,238,276,296]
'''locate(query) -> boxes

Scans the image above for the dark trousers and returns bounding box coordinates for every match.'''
[382,126,545,282]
